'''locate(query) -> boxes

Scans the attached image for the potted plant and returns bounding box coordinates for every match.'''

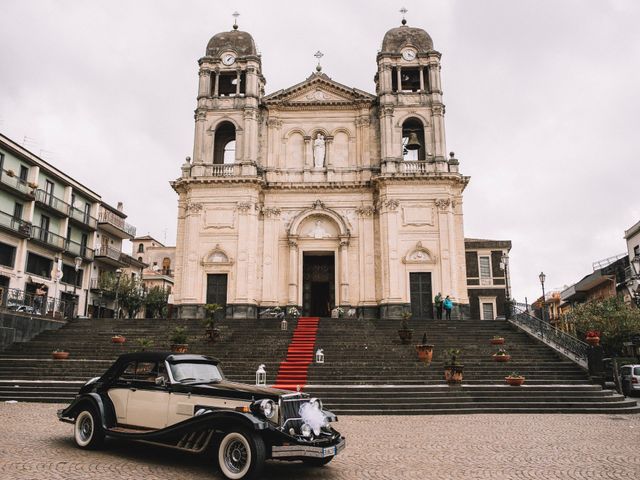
[287,306,300,319]
[415,333,434,363]
[111,334,126,343]
[136,338,153,351]
[491,335,505,345]
[169,326,189,353]
[203,303,223,342]
[585,330,600,347]
[52,349,69,360]
[28,181,38,189]
[505,372,525,386]
[6,169,15,177]
[444,348,464,385]
[493,348,511,362]
[398,310,413,344]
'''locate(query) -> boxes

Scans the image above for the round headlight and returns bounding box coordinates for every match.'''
[300,423,312,438]
[259,399,276,419]
[309,397,323,410]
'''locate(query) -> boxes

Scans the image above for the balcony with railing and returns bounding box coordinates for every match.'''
[68,206,98,230]
[34,189,70,217]
[0,209,31,238]
[98,210,136,239]
[64,239,94,261]
[29,225,66,251]
[0,170,35,198]
[94,244,127,266]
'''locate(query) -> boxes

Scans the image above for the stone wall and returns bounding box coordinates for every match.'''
[0,313,65,351]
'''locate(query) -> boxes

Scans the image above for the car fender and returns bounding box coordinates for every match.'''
[58,393,115,429]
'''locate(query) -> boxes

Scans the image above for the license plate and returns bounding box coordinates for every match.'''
[322,446,336,457]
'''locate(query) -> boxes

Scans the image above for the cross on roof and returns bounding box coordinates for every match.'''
[314,50,324,72]
[232,11,240,29]
[400,7,408,25]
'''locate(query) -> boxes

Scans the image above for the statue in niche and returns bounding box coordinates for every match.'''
[313,133,325,168]
[310,220,331,239]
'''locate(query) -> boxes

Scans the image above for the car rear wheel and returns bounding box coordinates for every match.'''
[217,429,265,480]
[303,456,334,467]
[74,408,104,450]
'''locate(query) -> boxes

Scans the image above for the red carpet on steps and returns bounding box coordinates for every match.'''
[273,317,319,391]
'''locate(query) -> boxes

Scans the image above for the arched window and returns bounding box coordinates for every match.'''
[138,243,144,253]
[402,118,426,161]
[214,122,236,165]
[137,256,143,262]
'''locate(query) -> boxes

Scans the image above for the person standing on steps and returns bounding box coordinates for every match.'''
[434,292,443,320]
[443,295,453,321]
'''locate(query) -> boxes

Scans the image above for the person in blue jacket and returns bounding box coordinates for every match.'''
[443,295,453,320]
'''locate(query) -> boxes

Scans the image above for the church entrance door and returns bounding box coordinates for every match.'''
[302,252,335,317]
[410,272,433,320]
[206,274,228,307]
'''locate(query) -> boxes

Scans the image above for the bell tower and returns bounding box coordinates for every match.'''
[375,10,448,166]
[191,13,265,174]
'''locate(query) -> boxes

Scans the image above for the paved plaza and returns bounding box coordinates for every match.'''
[0,403,639,480]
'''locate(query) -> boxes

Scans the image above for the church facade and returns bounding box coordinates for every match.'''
[171,20,485,320]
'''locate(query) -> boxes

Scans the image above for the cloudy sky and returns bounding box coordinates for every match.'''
[1,0,638,303]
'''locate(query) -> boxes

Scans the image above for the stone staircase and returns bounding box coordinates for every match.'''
[0,316,638,414]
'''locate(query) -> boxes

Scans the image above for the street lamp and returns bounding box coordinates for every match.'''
[538,271,547,322]
[72,256,82,318]
[500,252,511,319]
[114,268,123,319]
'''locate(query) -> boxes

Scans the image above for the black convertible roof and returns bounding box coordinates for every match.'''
[113,352,219,364]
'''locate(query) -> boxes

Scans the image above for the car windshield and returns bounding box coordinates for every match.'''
[169,362,223,384]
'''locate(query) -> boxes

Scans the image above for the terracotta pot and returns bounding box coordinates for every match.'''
[415,344,434,363]
[52,351,69,360]
[206,328,220,342]
[505,376,525,386]
[444,364,464,384]
[493,354,511,362]
[171,344,188,353]
[111,336,126,343]
[491,338,505,345]
[398,329,413,345]
[586,336,600,346]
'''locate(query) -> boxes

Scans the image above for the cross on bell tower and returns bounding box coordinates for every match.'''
[314,50,324,72]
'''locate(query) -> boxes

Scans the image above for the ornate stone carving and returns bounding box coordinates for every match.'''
[355,116,371,127]
[307,220,332,239]
[288,239,298,248]
[236,201,253,212]
[434,198,451,210]
[243,108,258,119]
[186,202,203,213]
[385,199,400,211]
[267,118,283,128]
[381,105,394,117]
[432,104,445,116]
[402,241,437,264]
[312,199,325,210]
[262,207,282,218]
[355,205,376,217]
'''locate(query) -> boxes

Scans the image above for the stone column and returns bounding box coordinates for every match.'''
[357,206,377,308]
[288,238,299,305]
[213,70,220,96]
[261,207,281,304]
[379,198,401,303]
[192,110,207,164]
[339,237,350,305]
[243,107,258,164]
[303,136,312,169]
[235,70,241,96]
[432,103,446,161]
[435,198,452,297]
[235,201,254,304]
[396,66,402,92]
[419,67,425,92]
[198,69,210,99]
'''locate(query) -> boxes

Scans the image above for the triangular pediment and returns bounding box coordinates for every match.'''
[264,72,375,106]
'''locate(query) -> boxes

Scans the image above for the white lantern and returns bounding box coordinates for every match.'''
[281,318,288,331]
[315,348,325,364]
[255,364,266,386]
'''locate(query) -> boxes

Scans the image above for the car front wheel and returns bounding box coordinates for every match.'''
[74,408,104,449]
[217,429,265,480]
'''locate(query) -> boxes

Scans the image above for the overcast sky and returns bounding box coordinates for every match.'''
[1,0,638,303]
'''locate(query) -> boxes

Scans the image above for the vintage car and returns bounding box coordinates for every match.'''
[58,352,345,480]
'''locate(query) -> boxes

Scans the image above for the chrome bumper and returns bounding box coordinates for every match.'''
[271,438,345,459]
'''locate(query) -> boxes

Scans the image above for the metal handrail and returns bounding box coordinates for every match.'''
[510,305,589,368]
[69,206,98,229]
[0,209,31,235]
[30,225,66,249]
[98,210,136,237]
[96,245,122,261]
[0,170,33,195]
[34,189,70,215]
[3,287,68,318]
[65,239,94,260]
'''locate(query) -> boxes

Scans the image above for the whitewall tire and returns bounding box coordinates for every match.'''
[74,408,104,449]
[217,429,265,480]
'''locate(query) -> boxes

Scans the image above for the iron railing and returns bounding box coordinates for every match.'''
[30,225,66,250]
[2,287,68,318]
[510,305,589,368]
[98,210,136,237]
[34,189,70,216]
[0,210,31,236]
[69,206,98,229]
[95,245,124,262]
[65,239,94,261]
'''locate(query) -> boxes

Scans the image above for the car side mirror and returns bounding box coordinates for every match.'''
[155,376,166,387]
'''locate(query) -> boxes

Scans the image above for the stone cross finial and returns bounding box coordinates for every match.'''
[400,7,408,25]
[314,50,324,72]
[232,11,240,29]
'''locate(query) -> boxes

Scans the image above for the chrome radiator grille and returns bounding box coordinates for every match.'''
[280,395,308,431]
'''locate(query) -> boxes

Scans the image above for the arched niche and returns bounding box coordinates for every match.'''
[402,241,436,264]
[201,245,234,267]
[288,200,350,239]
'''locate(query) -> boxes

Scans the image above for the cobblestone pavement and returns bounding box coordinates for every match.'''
[1,403,639,480]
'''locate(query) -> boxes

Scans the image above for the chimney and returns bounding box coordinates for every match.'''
[117,202,124,212]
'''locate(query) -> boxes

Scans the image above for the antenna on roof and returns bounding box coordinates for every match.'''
[232,11,240,30]
[399,6,408,25]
